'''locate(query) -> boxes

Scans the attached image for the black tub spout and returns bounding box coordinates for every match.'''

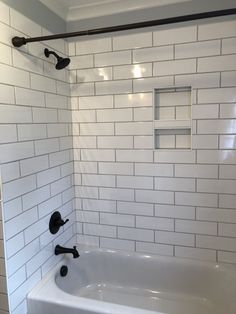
[55,245,80,258]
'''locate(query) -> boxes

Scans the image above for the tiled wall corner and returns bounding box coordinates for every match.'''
[70,18,236,265]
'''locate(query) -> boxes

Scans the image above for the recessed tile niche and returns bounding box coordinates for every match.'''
[154,86,192,150]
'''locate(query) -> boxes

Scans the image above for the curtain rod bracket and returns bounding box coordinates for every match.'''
[12,36,27,47]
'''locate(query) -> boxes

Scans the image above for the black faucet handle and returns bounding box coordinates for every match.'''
[49,212,69,234]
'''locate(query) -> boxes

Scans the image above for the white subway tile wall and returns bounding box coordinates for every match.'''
[0,3,236,314]
[70,18,236,271]
[0,4,75,314]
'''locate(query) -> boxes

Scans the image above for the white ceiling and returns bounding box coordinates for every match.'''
[38,0,191,21]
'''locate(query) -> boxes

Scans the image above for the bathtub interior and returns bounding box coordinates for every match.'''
[55,249,236,314]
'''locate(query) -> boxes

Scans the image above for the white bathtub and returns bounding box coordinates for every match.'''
[28,247,236,314]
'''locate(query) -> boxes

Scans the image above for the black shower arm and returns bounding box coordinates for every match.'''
[12,8,236,48]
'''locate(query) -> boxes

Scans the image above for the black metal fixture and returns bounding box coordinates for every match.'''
[60,265,68,277]
[44,48,70,70]
[49,211,69,234]
[55,245,80,259]
[11,9,236,48]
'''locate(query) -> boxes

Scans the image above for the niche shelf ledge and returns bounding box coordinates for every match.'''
[154,120,191,130]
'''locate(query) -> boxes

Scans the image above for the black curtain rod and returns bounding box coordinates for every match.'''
[12,8,236,48]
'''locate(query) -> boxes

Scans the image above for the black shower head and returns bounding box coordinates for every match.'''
[44,48,70,70]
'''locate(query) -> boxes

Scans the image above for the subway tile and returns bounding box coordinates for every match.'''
[97,136,133,149]
[136,242,173,256]
[24,215,49,244]
[117,201,153,216]
[175,247,216,262]
[133,46,173,63]
[100,213,134,227]
[118,227,154,242]
[0,2,9,24]
[136,189,174,204]
[155,177,195,192]
[26,244,52,277]
[81,149,115,161]
[77,67,112,83]
[175,192,217,207]
[154,59,196,76]
[0,42,12,65]
[75,186,99,199]
[219,223,236,238]
[22,186,50,210]
[74,161,98,174]
[79,95,113,109]
[8,266,26,295]
[219,165,236,179]
[45,93,68,109]
[220,135,236,149]
[197,150,236,164]
[70,82,94,96]
[6,233,24,258]
[73,136,97,149]
[114,64,152,80]
[77,210,99,224]
[30,73,56,93]
[20,156,49,176]
[95,51,131,67]
[154,151,196,164]
[38,195,62,218]
[100,237,134,251]
[198,55,236,72]
[116,150,153,162]
[134,136,153,149]
[197,235,236,251]
[73,110,96,123]
[51,176,71,196]
[175,73,220,89]
[115,122,152,136]
[0,161,20,183]
[35,138,59,155]
[220,103,236,118]
[83,199,116,213]
[97,108,132,122]
[218,251,236,264]
[47,124,68,138]
[134,76,174,92]
[155,204,195,220]
[136,216,174,231]
[117,175,153,189]
[222,38,236,54]
[113,32,152,50]
[13,49,43,74]
[135,163,173,177]
[83,223,116,238]
[154,26,197,45]
[76,37,112,55]
[0,84,14,104]
[80,123,114,136]
[175,40,220,59]
[175,164,218,179]
[192,135,218,149]
[115,93,152,108]
[0,104,32,124]
[99,162,133,175]
[36,167,60,187]
[221,71,236,87]
[219,194,236,209]
[96,80,132,95]
[18,124,47,141]
[134,107,153,121]
[3,198,22,221]
[175,220,217,235]
[3,175,36,202]
[5,207,38,240]
[198,119,236,134]
[198,20,236,40]
[197,179,236,194]
[198,88,236,103]
[0,125,17,144]
[69,55,93,69]
[100,187,134,201]
[155,231,194,247]
[192,104,219,119]
[82,174,115,187]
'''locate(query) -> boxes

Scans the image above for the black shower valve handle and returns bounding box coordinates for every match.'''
[49,211,69,234]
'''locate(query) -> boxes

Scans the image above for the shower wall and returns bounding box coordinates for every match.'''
[70,18,236,262]
[0,2,75,313]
